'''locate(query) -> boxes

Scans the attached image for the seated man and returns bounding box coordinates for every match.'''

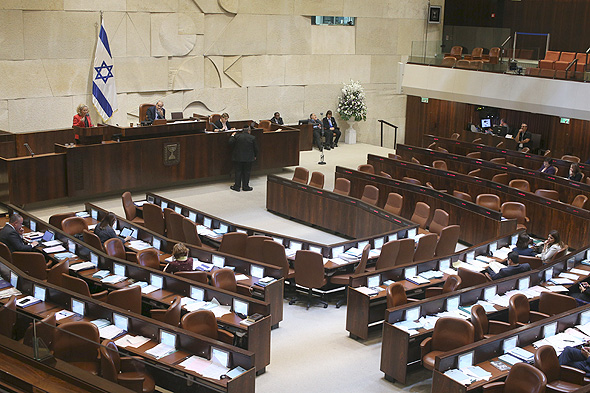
[0,213,38,252]
[270,112,284,125]
[485,251,531,280]
[146,101,165,124]
[309,113,331,150]
[322,110,341,148]
[558,346,590,377]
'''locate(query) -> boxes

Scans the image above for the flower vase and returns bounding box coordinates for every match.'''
[345,120,357,144]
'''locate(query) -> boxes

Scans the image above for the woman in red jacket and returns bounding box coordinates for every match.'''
[72,103,93,142]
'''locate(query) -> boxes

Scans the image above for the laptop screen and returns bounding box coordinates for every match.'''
[480,118,491,128]
[42,230,54,242]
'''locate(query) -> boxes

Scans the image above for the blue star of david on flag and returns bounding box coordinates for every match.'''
[94,61,114,84]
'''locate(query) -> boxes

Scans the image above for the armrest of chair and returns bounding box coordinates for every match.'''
[482,382,505,393]
[125,252,137,262]
[218,329,235,345]
[91,290,108,302]
[560,365,585,385]
[117,375,144,393]
[420,337,432,358]
[516,321,527,328]
[529,311,550,322]
[524,216,530,223]
[407,298,420,303]
[149,309,167,322]
[488,320,512,335]
[424,287,443,298]
[120,356,147,373]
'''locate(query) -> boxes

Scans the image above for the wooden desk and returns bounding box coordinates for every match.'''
[457,130,519,151]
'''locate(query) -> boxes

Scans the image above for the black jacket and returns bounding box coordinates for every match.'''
[487,263,531,280]
[146,106,165,123]
[229,132,258,162]
[0,224,34,252]
[322,117,338,131]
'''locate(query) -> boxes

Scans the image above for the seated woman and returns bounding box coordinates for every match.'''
[538,158,556,175]
[94,212,131,244]
[213,113,234,132]
[569,163,583,182]
[164,243,193,273]
[514,233,536,256]
[537,229,565,262]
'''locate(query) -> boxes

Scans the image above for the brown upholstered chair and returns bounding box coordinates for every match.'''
[150,296,181,326]
[262,240,294,280]
[496,141,504,148]
[181,310,234,344]
[374,239,401,270]
[211,268,238,293]
[491,173,509,185]
[437,146,449,153]
[472,137,482,143]
[466,151,481,159]
[420,317,475,370]
[467,168,481,177]
[486,47,500,64]
[509,179,531,192]
[182,217,203,248]
[61,274,108,301]
[100,339,156,393]
[137,249,160,270]
[49,212,76,230]
[12,251,49,280]
[539,50,561,69]
[450,133,460,140]
[290,250,328,309]
[142,203,165,236]
[411,157,420,165]
[476,194,501,211]
[209,114,221,129]
[386,282,419,308]
[427,142,437,150]
[509,293,549,328]
[174,270,208,284]
[47,260,69,287]
[519,255,543,270]
[410,202,431,229]
[482,362,547,393]
[432,160,447,170]
[457,59,471,69]
[360,185,379,206]
[107,285,142,314]
[383,192,403,216]
[402,176,422,185]
[470,304,511,340]
[538,291,577,316]
[555,52,576,71]
[457,266,489,288]
[105,238,135,261]
[309,171,325,188]
[413,233,438,262]
[164,209,185,242]
[329,244,370,307]
[244,235,272,262]
[535,189,560,200]
[62,216,88,236]
[22,312,56,349]
[425,275,461,298]
[218,232,247,257]
[575,53,588,73]
[446,46,463,60]
[453,190,472,202]
[435,225,460,257]
[388,153,401,160]
[429,209,449,236]
[121,192,144,225]
[378,171,392,179]
[53,321,101,374]
[441,56,456,67]
[0,296,16,338]
[561,155,580,163]
[333,178,351,196]
[139,104,153,123]
[357,164,375,174]
[489,157,505,165]
[83,230,105,252]
[0,241,11,263]
[501,202,530,230]
[258,119,272,131]
[292,167,310,184]
[465,47,483,60]
[571,194,588,209]
[534,345,584,393]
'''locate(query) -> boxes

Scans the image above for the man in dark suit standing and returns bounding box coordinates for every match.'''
[229,127,258,192]
[0,213,38,252]
[146,101,166,124]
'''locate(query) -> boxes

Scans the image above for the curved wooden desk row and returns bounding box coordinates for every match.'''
[398,142,590,203]
[5,204,272,373]
[433,304,590,393]
[334,166,516,246]
[425,134,590,178]
[380,244,590,385]
[265,174,417,240]
[455,129,519,151]
[367,154,590,249]
[85,202,284,328]
[0,257,256,393]
[346,230,521,340]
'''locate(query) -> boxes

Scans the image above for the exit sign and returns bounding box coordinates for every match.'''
[560,118,570,124]
[421,97,429,103]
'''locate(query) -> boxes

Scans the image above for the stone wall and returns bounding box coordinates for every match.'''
[0,0,443,147]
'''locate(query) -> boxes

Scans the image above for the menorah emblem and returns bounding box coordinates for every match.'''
[163,143,180,166]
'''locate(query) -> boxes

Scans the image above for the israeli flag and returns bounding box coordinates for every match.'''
[92,21,118,121]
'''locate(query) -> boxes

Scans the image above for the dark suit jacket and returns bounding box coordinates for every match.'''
[487,263,531,280]
[229,132,258,162]
[146,106,165,123]
[94,225,117,244]
[214,119,232,131]
[270,117,284,125]
[322,117,339,131]
[0,224,34,253]
[309,118,322,131]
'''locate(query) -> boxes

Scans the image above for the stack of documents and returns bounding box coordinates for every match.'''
[406,276,430,285]
[129,281,159,294]
[462,366,492,381]
[327,257,347,265]
[0,287,21,299]
[196,226,222,240]
[533,332,584,354]
[23,231,43,241]
[354,286,384,297]
[492,246,514,260]
[146,343,176,359]
[443,369,476,385]
[44,245,66,254]
[70,261,96,271]
[102,274,127,284]
[115,335,150,348]
[339,247,363,262]
[195,262,215,272]
[54,252,76,260]
[499,353,522,366]
[128,240,152,251]
[42,240,62,247]
[549,277,574,285]
[393,320,422,335]
[569,268,589,277]
[92,270,110,279]
[55,309,75,320]
[16,295,42,308]
[75,211,90,218]
[419,270,444,280]
[507,347,534,362]
[368,249,381,258]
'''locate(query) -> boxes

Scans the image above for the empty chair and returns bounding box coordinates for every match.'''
[413,233,438,262]
[539,68,556,78]
[100,339,156,393]
[476,194,501,211]
[181,217,204,248]
[509,293,549,328]
[164,209,185,242]
[379,171,392,179]
[519,255,543,270]
[107,286,142,314]
[374,239,401,271]
[258,119,271,131]
[534,345,584,393]
[262,239,294,281]
[470,304,511,340]
[427,142,437,149]
[410,202,431,229]
[181,310,234,344]
[457,266,489,288]
[425,275,461,298]
[22,312,56,350]
[49,212,76,230]
[142,203,166,236]
[466,47,483,60]
[466,151,481,159]
[150,296,181,326]
[467,168,481,177]
[441,56,456,67]
[402,176,422,185]
[308,171,325,188]
[175,270,208,284]
[538,291,577,316]
[490,157,506,164]
[411,157,420,165]
[211,268,239,293]
[420,317,474,370]
[457,59,471,69]
[432,160,447,170]
[509,179,531,192]
[121,192,144,225]
[501,202,530,230]
[137,249,160,269]
[105,238,135,261]
[83,230,104,252]
[555,51,576,70]
[357,164,375,174]
[388,153,401,160]
[12,252,49,280]
[53,321,100,374]
[386,282,419,308]
[290,250,328,309]
[292,167,310,184]
[482,363,547,393]
[244,235,272,262]
[0,242,11,263]
[395,238,416,266]
[561,154,580,163]
[383,192,403,216]
[333,178,351,196]
[429,209,449,236]
[491,172,509,185]
[571,194,588,209]
[496,141,504,148]
[46,260,69,287]
[360,185,379,206]
[436,146,449,153]
[329,244,370,307]
[0,296,16,338]
[61,274,108,301]
[61,216,88,236]
[453,190,472,202]
[472,137,482,143]
[575,52,587,72]
[218,232,248,257]
[446,46,463,59]
[539,50,561,69]
[450,132,460,139]
[535,189,560,200]
[435,225,460,257]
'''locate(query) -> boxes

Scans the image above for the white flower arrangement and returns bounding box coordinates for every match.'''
[337,80,367,122]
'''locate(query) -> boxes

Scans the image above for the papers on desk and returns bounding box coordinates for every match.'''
[55,309,75,320]
[419,270,444,280]
[528,285,550,294]
[499,353,522,366]
[328,257,348,266]
[0,280,10,290]
[146,343,176,359]
[54,252,76,261]
[115,335,150,348]
[558,272,579,281]
[196,225,222,240]
[23,231,43,241]
[492,246,514,260]
[101,274,127,284]
[570,268,589,276]
[393,320,421,335]
[226,366,247,379]
[128,240,152,251]
[16,295,42,308]
[438,309,471,320]
[88,224,97,230]
[235,274,249,281]
[533,332,584,354]
[134,200,147,207]
[406,276,430,285]
[475,300,497,313]
[92,270,110,279]
[69,261,96,272]
[43,245,66,254]
[488,294,510,308]
[100,324,125,340]
[549,277,574,285]
[476,255,495,264]
[508,347,534,362]
[545,285,569,292]
[183,298,230,318]
[178,355,213,374]
[566,327,590,341]
[443,369,476,385]
[488,261,506,274]
[0,287,21,299]
[129,281,159,294]
[369,249,381,259]
[75,211,90,218]
[490,360,511,372]
[195,262,215,272]
[42,240,61,247]
[443,267,458,276]
[462,366,492,381]
[285,248,296,259]
[354,286,382,297]
[576,323,590,337]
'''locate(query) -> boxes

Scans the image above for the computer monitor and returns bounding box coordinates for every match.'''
[480,118,491,128]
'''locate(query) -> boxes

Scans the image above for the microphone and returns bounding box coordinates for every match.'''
[24,143,34,157]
